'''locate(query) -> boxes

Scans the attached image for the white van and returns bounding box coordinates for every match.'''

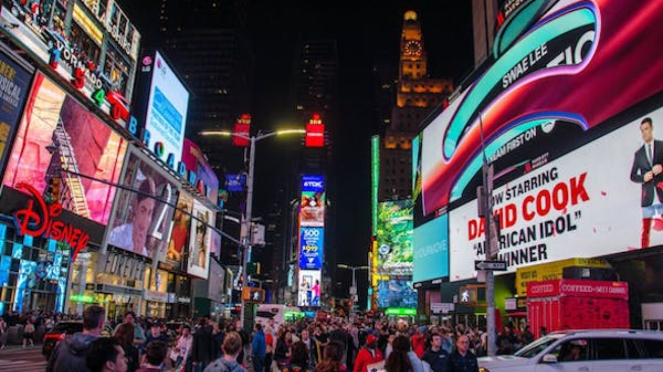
[255,304,303,330]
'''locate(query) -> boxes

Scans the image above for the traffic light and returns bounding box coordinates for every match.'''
[247,262,261,275]
[46,177,62,203]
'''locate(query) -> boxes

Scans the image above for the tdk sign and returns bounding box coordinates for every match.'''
[302,175,324,192]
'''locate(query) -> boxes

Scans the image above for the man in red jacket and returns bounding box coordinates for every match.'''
[412,326,427,358]
[354,335,384,372]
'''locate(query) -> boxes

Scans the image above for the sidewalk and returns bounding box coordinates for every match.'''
[0,343,42,351]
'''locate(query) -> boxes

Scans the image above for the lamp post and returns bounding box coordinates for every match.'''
[199,128,305,328]
[337,263,368,314]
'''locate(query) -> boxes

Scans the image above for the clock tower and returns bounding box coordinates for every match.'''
[399,10,426,80]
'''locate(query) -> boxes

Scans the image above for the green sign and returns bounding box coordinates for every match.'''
[70,294,95,303]
[371,136,380,235]
[385,307,416,316]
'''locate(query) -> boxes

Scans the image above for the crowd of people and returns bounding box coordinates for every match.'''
[1,306,543,372]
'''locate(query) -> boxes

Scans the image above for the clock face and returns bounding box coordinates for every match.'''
[404,40,422,56]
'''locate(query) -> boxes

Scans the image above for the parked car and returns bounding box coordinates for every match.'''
[478,329,663,372]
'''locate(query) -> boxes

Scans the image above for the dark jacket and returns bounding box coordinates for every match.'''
[204,357,248,372]
[46,332,98,372]
[123,344,140,372]
[253,330,266,358]
[630,139,663,206]
[422,348,449,372]
[191,326,216,365]
[445,350,479,372]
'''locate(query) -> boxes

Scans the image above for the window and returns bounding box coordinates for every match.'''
[592,338,627,360]
[549,339,588,362]
[640,339,663,358]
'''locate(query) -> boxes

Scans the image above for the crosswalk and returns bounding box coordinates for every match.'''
[0,346,47,372]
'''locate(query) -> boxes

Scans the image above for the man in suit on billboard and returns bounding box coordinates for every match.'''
[630,117,663,248]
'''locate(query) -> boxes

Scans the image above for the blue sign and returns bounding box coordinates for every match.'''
[413,214,449,283]
[299,227,323,270]
[224,174,246,192]
[0,49,32,175]
[302,175,324,192]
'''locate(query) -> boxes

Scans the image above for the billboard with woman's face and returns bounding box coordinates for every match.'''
[187,199,213,279]
[161,192,193,269]
[105,148,178,259]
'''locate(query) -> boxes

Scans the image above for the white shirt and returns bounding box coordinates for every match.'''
[108,224,148,256]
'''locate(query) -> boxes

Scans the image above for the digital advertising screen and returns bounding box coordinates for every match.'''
[299,227,323,270]
[298,269,321,307]
[3,73,128,225]
[181,139,219,205]
[106,149,178,259]
[187,199,214,279]
[0,48,32,175]
[162,191,193,269]
[376,200,413,277]
[142,51,189,167]
[413,213,449,283]
[300,175,325,227]
[377,279,417,309]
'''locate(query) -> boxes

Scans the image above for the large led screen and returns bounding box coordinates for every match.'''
[143,51,189,167]
[300,175,325,227]
[376,200,413,277]
[417,0,663,218]
[449,107,663,281]
[3,73,128,225]
[298,269,321,307]
[377,279,417,309]
[187,199,214,279]
[106,149,178,258]
[299,227,323,270]
[413,214,449,283]
[162,191,193,269]
[182,139,219,205]
[0,49,32,175]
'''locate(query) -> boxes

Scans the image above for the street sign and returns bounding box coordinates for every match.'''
[431,302,455,314]
[475,260,508,271]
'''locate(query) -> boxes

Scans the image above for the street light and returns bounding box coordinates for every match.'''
[337,263,368,313]
[200,127,305,328]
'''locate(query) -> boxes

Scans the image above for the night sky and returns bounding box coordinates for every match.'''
[118,0,474,289]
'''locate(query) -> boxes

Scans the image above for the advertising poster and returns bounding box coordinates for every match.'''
[0,49,32,175]
[143,51,189,166]
[376,200,413,277]
[377,279,417,309]
[449,107,663,281]
[163,191,193,269]
[298,269,321,307]
[106,150,178,258]
[187,199,213,279]
[417,0,663,218]
[300,175,325,227]
[299,227,323,270]
[181,139,219,205]
[413,214,449,283]
[3,73,128,225]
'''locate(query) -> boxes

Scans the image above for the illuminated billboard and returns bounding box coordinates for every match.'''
[418,0,663,217]
[136,51,189,169]
[0,49,32,176]
[376,200,413,277]
[181,139,219,205]
[187,199,214,279]
[162,192,194,269]
[3,73,128,225]
[299,227,323,270]
[371,136,379,235]
[106,148,178,258]
[449,107,663,281]
[413,214,448,283]
[377,279,417,309]
[298,269,321,307]
[300,175,325,227]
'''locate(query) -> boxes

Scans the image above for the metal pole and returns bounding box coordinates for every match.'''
[240,135,256,328]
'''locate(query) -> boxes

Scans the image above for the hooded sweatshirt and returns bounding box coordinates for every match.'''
[46,333,98,372]
[203,357,248,372]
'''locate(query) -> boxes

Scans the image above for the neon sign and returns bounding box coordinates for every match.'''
[13,183,90,262]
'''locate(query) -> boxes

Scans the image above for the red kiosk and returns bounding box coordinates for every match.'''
[527,279,630,339]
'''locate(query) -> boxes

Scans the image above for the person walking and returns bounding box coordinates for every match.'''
[115,324,140,372]
[421,334,448,372]
[280,341,314,372]
[192,318,216,372]
[385,336,413,372]
[314,341,346,372]
[204,332,248,372]
[445,336,478,372]
[354,334,384,372]
[0,316,7,350]
[22,317,35,348]
[175,325,194,372]
[46,305,106,372]
[136,341,168,372]
[253,323,267,372]
[86,337,128,372]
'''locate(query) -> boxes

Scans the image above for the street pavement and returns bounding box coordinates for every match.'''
[0,344,47,372]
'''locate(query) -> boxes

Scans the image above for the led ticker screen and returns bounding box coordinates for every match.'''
[376,200,413,277]
[3,73,128,225]
[413,214,449,283]
[299,227,323,270]
[300,175,325,227]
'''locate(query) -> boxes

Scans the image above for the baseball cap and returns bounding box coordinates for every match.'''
[366,334,378,345]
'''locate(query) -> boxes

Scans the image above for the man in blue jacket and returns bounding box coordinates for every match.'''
[252,323,266,372]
